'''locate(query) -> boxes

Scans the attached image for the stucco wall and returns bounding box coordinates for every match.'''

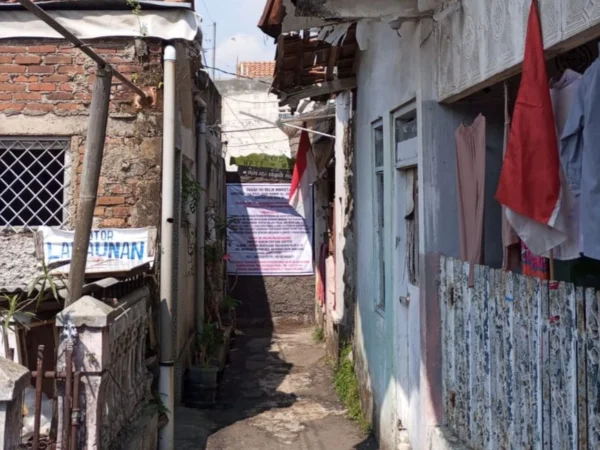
[353,21,419,450]
[215,78,291,171]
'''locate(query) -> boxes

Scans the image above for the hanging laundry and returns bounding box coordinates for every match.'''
[501,82,521,271]
[548,69,582,260]
[560,57,600,260]
[496,1,569,258]
[456,114,486,286]
[289,129,317,219]
[316,242,328,307]
[521,242,549,280]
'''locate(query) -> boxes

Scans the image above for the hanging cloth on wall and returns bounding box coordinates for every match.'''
[548,69,583,260]
[501,82,521,271]
[316,242,328,307]
[496,0,570,258]
[560,56,600,260]
[456,114,486,286]
[521,242,549,280]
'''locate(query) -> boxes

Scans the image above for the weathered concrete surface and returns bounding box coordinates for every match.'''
[175,325,377,450]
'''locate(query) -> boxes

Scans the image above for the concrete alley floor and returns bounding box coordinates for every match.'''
[175,324,377,450]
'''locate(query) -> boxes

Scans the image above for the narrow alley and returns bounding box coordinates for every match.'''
[175,324,377,450]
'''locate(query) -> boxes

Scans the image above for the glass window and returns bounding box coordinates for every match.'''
[374,125,384,168]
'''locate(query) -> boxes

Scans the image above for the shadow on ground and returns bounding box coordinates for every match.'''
[175,324,377,450]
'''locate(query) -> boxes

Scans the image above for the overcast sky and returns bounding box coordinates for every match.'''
[194,0,276,78]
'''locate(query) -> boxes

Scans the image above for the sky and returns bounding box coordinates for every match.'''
[194,0,276,78]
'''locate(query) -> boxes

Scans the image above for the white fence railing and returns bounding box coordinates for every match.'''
[439,256,600,450]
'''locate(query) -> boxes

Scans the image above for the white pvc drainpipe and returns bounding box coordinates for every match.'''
[158,44,176,450]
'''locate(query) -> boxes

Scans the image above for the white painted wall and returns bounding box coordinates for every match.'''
[215,78,291,170]
[353,20,420,450]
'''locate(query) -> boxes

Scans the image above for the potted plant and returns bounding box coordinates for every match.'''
[186,322,221,407]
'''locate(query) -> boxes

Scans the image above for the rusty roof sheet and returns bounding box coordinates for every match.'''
[272,25,357,104]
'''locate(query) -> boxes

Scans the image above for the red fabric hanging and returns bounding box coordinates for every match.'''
[495,0,563,256]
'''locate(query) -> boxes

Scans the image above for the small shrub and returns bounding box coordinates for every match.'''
[312,326,325,343]
[334,345,370,434]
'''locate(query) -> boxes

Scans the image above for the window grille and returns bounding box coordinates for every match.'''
[0,137,70,233]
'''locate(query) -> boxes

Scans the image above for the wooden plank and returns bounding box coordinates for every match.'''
[513,274,531,448]
[586,288,600,449]
[454,259,469,441]
[576,286,587,450]
[503,271,516,447]
[276,34,285,91]
[326,46,339,81]
[440,256,453,429]
[482,265,492,450]
[541,279,551,450]
[549,281,578,449]
[530,275,543,450]
[469,264,486,448]
[490,268,510,449]
[279,77,357,107]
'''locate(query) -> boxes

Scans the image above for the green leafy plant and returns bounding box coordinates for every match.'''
[0,294,35,360]
[312,326,325,344]
[334,345,370,434]
[126,0,148,36]
[27,261,66,308]
[196,322,220,367]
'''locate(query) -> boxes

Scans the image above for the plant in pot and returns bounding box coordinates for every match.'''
[187,322,222,407]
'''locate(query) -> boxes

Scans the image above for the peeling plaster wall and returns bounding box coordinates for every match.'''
[353,21,419,450]
[295,0,421,19]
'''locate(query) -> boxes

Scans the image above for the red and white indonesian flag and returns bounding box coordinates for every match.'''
[495,0,569,257]
[289,130,317,219]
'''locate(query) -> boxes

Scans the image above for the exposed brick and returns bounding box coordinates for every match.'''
[0,93,10,101]
[13,92,42,100]
[0,56,12,64]
[24,104,53,112]
[0,75,8,82]
[117,64,143,74]
[43,74,70,82]
[12,76,38,83]
[0,83,26,92]
[15,55,41,65]
[0,103,24,112]
[59,83,73,92]
[0,65,26,74]
[94,207,105,216]
[58,65,84,74]
[29,45,57,53]
[74,93,92,102]
[57,46,74,53]
[97,196,125,206]
[56,103,79,111]
[112,207,130,217]
[0,46,25,53]
[47,92,74,101]
[92,48,118,55]
[100,218,126,227]
[30,83,56,92]
[111,184,132,194]
[44,55,72,64]
[28,66,55,74]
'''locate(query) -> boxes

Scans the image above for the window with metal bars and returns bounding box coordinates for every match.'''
[0,137,70,232]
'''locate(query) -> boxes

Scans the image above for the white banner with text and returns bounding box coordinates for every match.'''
[226,183,313,276]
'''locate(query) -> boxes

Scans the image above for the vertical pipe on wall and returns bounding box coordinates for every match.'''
[195,97,207,333]
[158,45,176,450]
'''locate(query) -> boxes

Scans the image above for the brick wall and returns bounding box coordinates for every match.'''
[0,38,164,228]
